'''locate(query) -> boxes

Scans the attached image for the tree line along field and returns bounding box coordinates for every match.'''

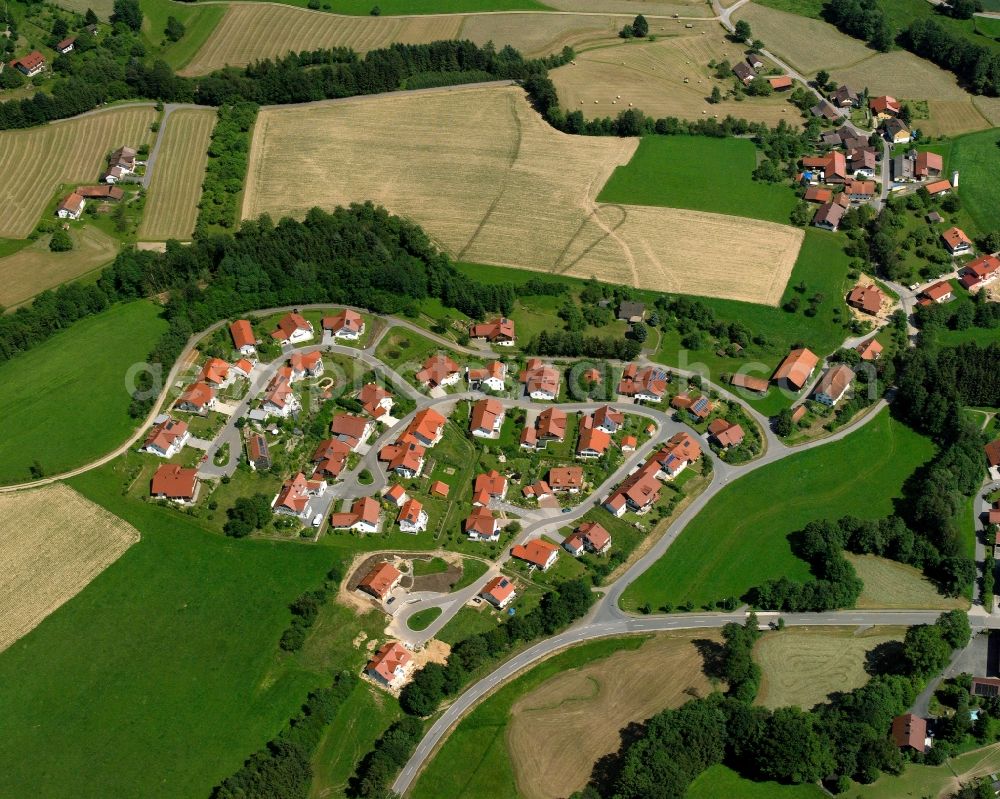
[138,108,216,241]
[621,409,936,611]
[0,105,156,239]
[0,301,167,485]
[0,484,139,654]
[242,85,804,306]
[549,23,798,128]
[179,5,630,75]
[0,226,118,309]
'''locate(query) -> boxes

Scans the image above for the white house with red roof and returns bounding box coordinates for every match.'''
[480,575,516,608]
[330,413,373,450]
[359,383,394,420]
[520,359,560,400]
[416,354,462,389]
[397,498,428,533]
[289,350,324,380]
[272,472,327,520]
[56,192,85,220]
[365,641,412,688]
[564,521,612,556]
[617,363,668,402]
[271,312,314,344]
[150,464,199,503]
[310,439,350,480]
[470,317,516,346]
[229,320,257,356]
[465,506,500,541]
[470,398,505,438]
[176,381,217,413]
[960,255,1000,291]
[262,372,299,418]
[141,417,189,458]
[11,50,45,76]
[330,496,380,533]
[323,309,365,340]
[511,539,560,571]
[473,470,508,505]
[467,361,507,392]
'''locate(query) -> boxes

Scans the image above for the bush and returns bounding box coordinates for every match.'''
[49,228,73,252]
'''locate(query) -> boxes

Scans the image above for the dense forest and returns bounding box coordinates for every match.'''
[573,611,973,798]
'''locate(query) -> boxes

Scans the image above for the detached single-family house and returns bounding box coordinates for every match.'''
[654,431,702,480]
[198,357,231,387]
[915,151,943,179]
[141,417,189,458]
[273,472,326,520]
[856,337,883,361]
[549,466,584,493]
[883,117,911,144]
[271,312,313,344]
[397,498,427,533]
[229,320,257,356]
[465,506,500,542]
[329,496,380,533]
[101,146,137,183]
[941,226,973,256]
[470,317,516,346]
[577,416,611,458]
[470,398,505,438]
[920,281,953,304]
[480,576,516,608]
[593,405,624,434]
[262,373,298,418]
[844,178,876,201]
[289,350,324,380]
[604,459,661,516]
[925,179,952,197]
[150,464,199,503]
[366,641,411,688]
[467,361,507,392]
[847,283,885,316]
[870,95,900,118]
[520,406,567,450]
[247,434,272,471]
[617,363,668,402]
[12,50,45,76]
[746,53,765,70]
[473,470,508,506]
[984,439,1000,479]
[55,36,76,54]
[231,358,254,380]
[385,484,408,508]
[618,301,646,323]
[416,354,462,389]
[563,521,612,557]
[310,439,350,480]
[772,347,819,391]
[519,359,561,400]
[359,383,394,420]
[402,408,447,447]
[523,479,552,500]
[358,562,402,601]
[960,255,1000,291]
[176,381,217,413]
[708,418,744,449]
[330,413,373,450]
[378,440,426,478]
[56,192,85,220]
[891,714,928,753]
[813,200,846,231]
[830,84,859,108]
[813,364,855,406]
[322,309,364,340]
[847,147,877,178]
[732,61,755,85]
[511,539,560,571]
[671,393,712,421]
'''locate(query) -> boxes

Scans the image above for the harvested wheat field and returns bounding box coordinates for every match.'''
[52,0,113,18]
[0,484,139,653]
[973,96,1000,127]
[733,4,871,74]
[459,12,627,57]
[0,226,119,309]
[139,108,216,241]
[551,26,797,126]
[507,631,720,799]
[546,0,711,14]
[0,105,156,239]
[243,86,803,304]
[847,553,967,611]
[755,626,905,711]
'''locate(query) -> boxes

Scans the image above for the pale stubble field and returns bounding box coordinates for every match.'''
[242,85,802,305]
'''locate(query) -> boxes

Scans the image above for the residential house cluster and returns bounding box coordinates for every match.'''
[102,146,138,184]
[379,408,447,478]
[604,432,701,516]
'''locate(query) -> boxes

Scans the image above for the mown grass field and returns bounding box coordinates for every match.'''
[140,0,227,69]
[848,553,967,610]
[853,743,1000,799]
[754,626,905,710]
[0,465,337,799]
[0,226,118,309]
[621,409,935,610]
[410,636,647,799]
[138,108,216,241]
[948,128,1000,236]
[243,86,803,306]
[598,136,799,225]
[225,0,548,12]
[0,301,167,485]
[0,106,156,238]
[688,765,826,798]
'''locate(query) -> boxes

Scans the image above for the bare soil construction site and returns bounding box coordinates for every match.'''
[242,85,803,305]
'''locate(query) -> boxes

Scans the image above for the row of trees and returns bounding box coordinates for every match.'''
[211,672,355,799]
[577,612,971,797]
[524,330,642,360]
[398,578,594,716]
[197,103,259,232]
[279,562,345,652]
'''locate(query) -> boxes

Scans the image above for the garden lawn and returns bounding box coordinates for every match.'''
[597,136,800,225]
[0,465,335,799]
[410,636,645,799]
[688,765,826,798]
[0,301,167,485]
[621,409,934,611]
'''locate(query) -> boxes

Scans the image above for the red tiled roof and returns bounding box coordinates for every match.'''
[730,373,769,394]
[143,417,187,452]
[986,439,1000,468]
[151,464,197,500]
[617,363,668,399]
[359,562,401,599]
[772,348,819,390]
[430,480,450,497]
[548,466,584,490]
[230,320,255,350]
[416,354,460,387]
[465,506,498,538]
[870,95,900,115]
[271,312,311,341]
[925,179,952,195]
[470,317,515,341]
[397,498,424,526]
[577,417,611,455]
[511,539,560,569]
[474,469,507,498]
[323,309,363,334]
[922,281,952,301]
[331,413,369,446]
[847,284,885,315]
[520,358,561,397]
[856,338,883,360]
[470,398,504,434]
[804,186,832,203]
[708,418,744,448]
[198,357,230,386]
[359,383,392,417]
[367,641,410,682]
[15,50,45,70]
[178,381,215,409]
[480,575,516,605]
[578,521,611,551]
[311,439,350,478]
[768,75,792,89]
[942,226,972,251]
[891,713,926,750]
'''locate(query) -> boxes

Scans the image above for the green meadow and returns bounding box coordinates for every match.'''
[598,136,800,226]
[621,409,935,611]
[0,301,167,484]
